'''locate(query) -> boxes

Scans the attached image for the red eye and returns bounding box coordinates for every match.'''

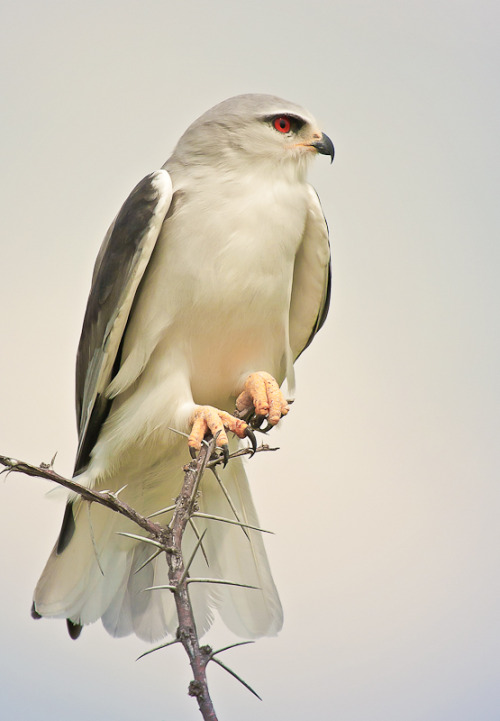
[273,116,291,133]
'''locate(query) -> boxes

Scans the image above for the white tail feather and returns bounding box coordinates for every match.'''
[33,439,283,642]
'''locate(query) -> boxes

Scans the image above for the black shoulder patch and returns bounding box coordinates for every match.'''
[74,171,170,470]
[73,392,112,476]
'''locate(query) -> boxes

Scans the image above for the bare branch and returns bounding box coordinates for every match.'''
[0,455,164,538]
[0,441,277,719]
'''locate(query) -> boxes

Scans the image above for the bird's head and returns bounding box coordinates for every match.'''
[169,94,334,180]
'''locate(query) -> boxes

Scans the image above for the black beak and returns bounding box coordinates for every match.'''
[312,132,334,163]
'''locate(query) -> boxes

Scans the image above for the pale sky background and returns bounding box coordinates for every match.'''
[1,1,499,719]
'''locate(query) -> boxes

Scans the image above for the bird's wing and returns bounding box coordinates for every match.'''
[289,185,331,360]
[74,170,173,475]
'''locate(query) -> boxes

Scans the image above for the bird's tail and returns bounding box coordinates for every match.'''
[32,440,283,642]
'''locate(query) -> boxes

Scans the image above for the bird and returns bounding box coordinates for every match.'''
[32,94,333,642]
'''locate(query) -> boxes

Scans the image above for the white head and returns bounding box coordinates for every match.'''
[167,94,334,180]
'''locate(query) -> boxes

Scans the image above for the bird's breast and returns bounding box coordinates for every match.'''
[121,176,309,405]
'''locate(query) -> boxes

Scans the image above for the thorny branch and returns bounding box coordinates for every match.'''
[0,440,277,721]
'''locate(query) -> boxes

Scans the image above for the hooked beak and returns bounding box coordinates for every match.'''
[311,132,334,163]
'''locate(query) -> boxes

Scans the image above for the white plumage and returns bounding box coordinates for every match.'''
[33,94,332,641]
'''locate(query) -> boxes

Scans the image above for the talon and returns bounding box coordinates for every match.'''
[188,405,250,456]
[220,443,230,467]
[244,427,257,455]
[236,372,290,429]
[189,446,198,460]
[251,414,266,429]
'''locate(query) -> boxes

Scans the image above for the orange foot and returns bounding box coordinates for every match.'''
[188,406,257,465]
[235,371,290,430]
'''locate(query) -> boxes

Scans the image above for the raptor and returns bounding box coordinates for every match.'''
[32,94,334,641]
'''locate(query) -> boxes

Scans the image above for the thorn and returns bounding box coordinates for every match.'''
[147,504,176,519]
[178,529,208,586]
[186,578,260,590]
[211,466,250,541]
[210,640,255,658]
[142,584,177,592]
[167,426,190,439]
[210,657,262,700]
[136,638,180,660]
[133,548,163,575]
[191,511,273,534]
[188,518,210,567]
[116,532,164,549]
[112,484,128,498]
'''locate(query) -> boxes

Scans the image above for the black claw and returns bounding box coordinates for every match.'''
[260,422,273,434]
[221,443,230,467]
[189,446,198,460]
[244,427,257,456]
[251,414,266,429]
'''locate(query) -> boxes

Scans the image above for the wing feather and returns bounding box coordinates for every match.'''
[289,185,331,360]
[74,170,173,474]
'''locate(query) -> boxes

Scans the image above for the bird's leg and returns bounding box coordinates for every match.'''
[235,371,290,430]
[188,406,256,465]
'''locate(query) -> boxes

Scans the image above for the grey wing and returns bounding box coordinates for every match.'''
[289,185,331,360]
[74,169,173,475]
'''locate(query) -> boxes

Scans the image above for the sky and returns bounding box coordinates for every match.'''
[1,1,499,719]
